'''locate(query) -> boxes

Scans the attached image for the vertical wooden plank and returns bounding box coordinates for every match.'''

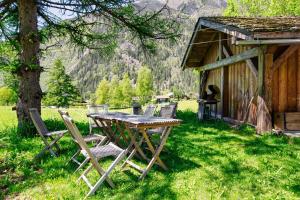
[233,45,237,119]
[232,58,236,118]
[228,65,232,118]
[272,67,279,112]
[223,66,229,117]
[287,51,297,111]
[219,33,224,117]
[278,61,288,112]
[244,59,249,122]
[240,59,247,120]
[238,47,243,120]
[258,48,264,96]
[256,47,272,133]
[298,49,300,111]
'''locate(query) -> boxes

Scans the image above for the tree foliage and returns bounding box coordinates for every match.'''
[172,86,184,101]
[0,86,17,105]
[224,0,300,16]
[120,73,134,107]
[95,78,110,105]
[94,72,136,108]
[43,59,79,107]
[0,0,180,130]
[108,75,123,108]
[0,0,180,72]
[136,66,153,105]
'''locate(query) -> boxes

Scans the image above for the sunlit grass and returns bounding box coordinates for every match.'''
[1,100,300,199]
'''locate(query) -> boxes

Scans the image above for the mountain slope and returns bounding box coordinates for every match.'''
[41,0,226,99]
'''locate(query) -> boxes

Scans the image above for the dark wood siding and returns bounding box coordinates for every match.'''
[272,49,300,113]
[203,41,257,124]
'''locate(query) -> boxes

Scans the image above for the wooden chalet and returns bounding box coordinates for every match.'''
[181,17,300,133]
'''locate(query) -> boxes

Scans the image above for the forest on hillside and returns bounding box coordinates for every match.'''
[39,0,226,99]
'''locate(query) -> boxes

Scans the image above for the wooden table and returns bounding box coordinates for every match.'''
[88,112,182,180]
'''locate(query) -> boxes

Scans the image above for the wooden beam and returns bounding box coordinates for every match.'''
[200,47,259,71]
[256,47,273,133]
[199,19,253,40]
[272,45,300,72]
[236,39,300,45]
[219,33,224,117]
[258,48,265,96]
[222,45,258,78]
[254,32,300,39]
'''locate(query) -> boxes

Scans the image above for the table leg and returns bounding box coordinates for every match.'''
[139,128,168,170]
[124,124,148,161]
[93,119,113,142]
[115,121,129,144]
[121,136,143,169]
[139,127,172,180]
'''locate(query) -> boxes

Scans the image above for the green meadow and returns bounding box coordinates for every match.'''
[1,100,300,199]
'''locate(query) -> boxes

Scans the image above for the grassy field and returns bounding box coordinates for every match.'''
[1,100,300,199]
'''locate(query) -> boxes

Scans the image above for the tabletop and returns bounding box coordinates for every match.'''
[88,112,182,128]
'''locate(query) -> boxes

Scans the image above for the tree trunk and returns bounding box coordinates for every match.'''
[17,0,42,134]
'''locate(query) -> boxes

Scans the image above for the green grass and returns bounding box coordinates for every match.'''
[1,100,300,199]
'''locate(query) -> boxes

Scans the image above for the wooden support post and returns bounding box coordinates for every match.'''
[256,46,273,133]
[219,33,224,117]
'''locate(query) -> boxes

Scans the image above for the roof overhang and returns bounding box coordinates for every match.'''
[181,17,300,70]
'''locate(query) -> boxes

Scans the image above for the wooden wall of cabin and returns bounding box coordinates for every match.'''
[203,43,222,115]
[272,48,300,113]
[202,41,257,125]
[272,47,300,130]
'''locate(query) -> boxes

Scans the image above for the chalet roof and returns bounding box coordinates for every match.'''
[182,16,300,69]
[201,16,300,33]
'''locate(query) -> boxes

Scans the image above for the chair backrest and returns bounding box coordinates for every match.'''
[87,104,108,114]
[58,109,69,117]
[143,105,156,117]
[29,108,49,136]
[58,109,76,140]
[159,102,177,118]
[62,115,96,160]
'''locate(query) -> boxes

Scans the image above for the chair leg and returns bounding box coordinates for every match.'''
[49,147,59,157]
[78,163,94,183]
[86,150,127,198]
[121,136,143,169]
[65,149,81,166]
[96,136,108,147]
[49,136,61,153]
[75,157,90,173]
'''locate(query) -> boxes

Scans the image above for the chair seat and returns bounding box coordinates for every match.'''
[45,130,68,137]
[81,142,123,159]
[83,134,105,143]
[147,128,164,135]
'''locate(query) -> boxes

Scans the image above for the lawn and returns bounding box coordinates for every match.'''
[1,100,300,199]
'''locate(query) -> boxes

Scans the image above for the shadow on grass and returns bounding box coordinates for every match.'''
[2,110,300,199]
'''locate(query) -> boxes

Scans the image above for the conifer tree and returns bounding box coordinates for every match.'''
[0,0,179,132]
[44,59,79,107]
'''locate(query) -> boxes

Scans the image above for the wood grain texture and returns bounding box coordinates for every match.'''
[297,49,300,111]
[287,52,297,111]
[278,61,288,112]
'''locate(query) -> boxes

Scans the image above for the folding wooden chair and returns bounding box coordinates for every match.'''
[147,103,178,135]
[62,115,127,198]
[87,104,108,134]
[58,110,108,171]
[29,108,68,158]
[143,104,156,117]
